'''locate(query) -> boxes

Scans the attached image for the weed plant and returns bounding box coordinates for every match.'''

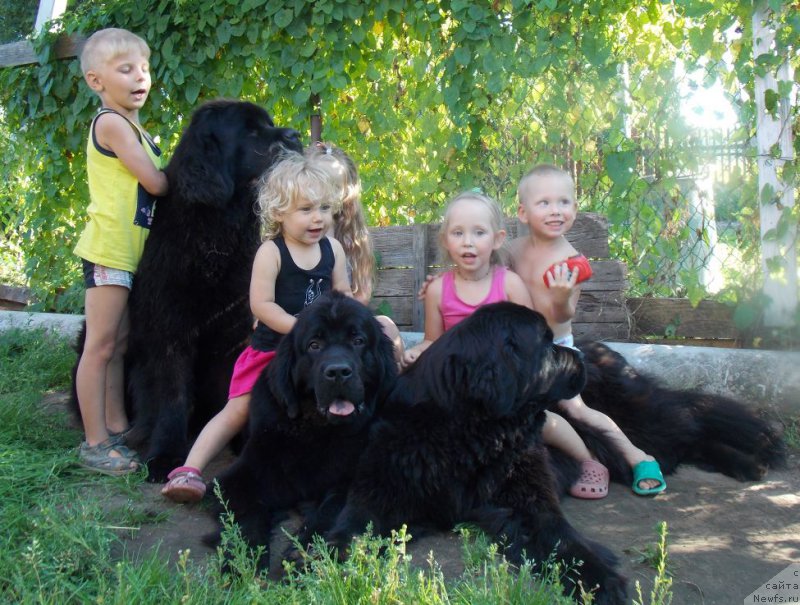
[634,522,673,605]
[0,328,674,604]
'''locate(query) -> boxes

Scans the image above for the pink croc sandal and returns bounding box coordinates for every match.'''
[162,466,206,503]
[569,459,609,500]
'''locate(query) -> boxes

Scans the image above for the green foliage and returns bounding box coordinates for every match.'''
[779,415,800,450]
[0,1,797,314]
[0,0,38,43]
[0,328,74,398]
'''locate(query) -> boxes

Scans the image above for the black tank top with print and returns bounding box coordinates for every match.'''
[250,236,335,351]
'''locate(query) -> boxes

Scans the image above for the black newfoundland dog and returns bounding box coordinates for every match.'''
[72,99,303,480]
[208,292,397,562]
[323,300,628,603]
[549,341,786,491]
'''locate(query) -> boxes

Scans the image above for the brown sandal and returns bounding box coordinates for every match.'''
[79,438,141,476]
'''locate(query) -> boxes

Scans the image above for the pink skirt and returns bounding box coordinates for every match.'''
[228,347,277,399]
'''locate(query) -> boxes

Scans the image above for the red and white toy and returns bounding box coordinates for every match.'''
[543,254,593,287]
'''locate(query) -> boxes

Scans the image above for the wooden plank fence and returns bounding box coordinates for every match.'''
[368,212,630,341]
[626,297,738,346]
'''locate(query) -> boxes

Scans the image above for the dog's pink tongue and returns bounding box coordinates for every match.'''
[329,399,355,416]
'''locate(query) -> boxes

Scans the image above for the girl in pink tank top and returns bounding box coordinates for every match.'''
[440,265,508,330]
[403,191,532,365]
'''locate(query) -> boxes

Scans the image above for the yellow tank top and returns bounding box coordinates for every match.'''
[73,108,163,273]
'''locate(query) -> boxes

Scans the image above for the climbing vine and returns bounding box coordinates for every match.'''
[0,0,797,313]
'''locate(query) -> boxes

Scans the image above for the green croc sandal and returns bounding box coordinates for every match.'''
[632,459,666,496]
[79,438,141,476]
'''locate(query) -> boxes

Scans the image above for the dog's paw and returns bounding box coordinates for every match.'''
[145,455,183,483]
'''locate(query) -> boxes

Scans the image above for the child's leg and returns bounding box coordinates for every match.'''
[103,306,130,435]
[184,393,252,473]
[76,285,130,447]
[544,411,609,499]
[558,395,663,491]
[542,410,593,461]
[162,393,251,502]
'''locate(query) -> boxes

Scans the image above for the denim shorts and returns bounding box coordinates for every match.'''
[82,259,134,290]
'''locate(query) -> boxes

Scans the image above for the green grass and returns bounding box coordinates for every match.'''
[0,328,674,604]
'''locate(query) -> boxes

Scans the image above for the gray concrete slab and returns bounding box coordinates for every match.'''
[400,332,799,417]
[0,310,84,345]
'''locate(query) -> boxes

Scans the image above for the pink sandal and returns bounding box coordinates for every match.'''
[569,459,609,499]
[162,466,206,503]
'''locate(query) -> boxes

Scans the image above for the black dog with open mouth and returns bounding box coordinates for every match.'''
[207,293,397,564]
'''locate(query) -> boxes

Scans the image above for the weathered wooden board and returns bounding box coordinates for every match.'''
[0,35,83,68]
[0,285,30,311]
[627,297,737,339]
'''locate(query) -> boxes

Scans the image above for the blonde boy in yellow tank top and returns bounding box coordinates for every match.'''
[73,28,169,475]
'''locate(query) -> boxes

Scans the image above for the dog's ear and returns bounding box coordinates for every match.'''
[437,351,520,418]
[540,345,586,402]
[167,109,235,207]
[267,331,301,419]
[475,347,526,418]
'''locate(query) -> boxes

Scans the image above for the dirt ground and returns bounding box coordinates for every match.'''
[48,394,799,604]
[110,452,799,604]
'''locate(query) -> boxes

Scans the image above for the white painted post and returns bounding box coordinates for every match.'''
[34,0,67,33]
[751,2,797,328]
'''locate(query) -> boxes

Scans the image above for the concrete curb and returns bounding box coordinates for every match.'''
[1,311,795,417]
[0,310,84,345]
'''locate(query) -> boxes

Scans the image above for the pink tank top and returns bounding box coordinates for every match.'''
[441,265,507,331]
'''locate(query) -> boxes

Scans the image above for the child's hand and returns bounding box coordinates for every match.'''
[401,348,421,369]
[545,262,580,287]
[545,262,580,305]
[401,341,431,369]
[417,274,436,300]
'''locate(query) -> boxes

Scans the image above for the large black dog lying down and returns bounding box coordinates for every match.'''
[548,342,786,493]
[322,299,628,603]
[72,100,303,480]
[210,292,398,556]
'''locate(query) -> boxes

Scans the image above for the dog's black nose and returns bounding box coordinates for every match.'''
[323,363,353,382]
[280,128,302,149]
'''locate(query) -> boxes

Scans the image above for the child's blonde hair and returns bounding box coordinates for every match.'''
[256,151,342,240]
[80,28,151,75]
[307,142,375,301]
[517,163,575,205]
[439,190,507,265]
